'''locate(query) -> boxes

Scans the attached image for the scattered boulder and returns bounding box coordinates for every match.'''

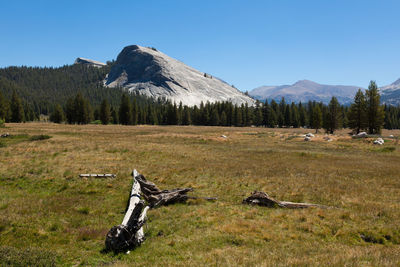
[0,133,10,138]
[304,137,312,141]
[306,133,315,138]
[323,136,333,142]
[220,135,227,139]
[373,138,384,145]
[354,132,368,138]
[389,135,395,138]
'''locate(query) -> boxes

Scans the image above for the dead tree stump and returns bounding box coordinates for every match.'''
[105,170,149,252]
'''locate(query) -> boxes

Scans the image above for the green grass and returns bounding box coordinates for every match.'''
[0,123,400,266]
[29,134,52,141]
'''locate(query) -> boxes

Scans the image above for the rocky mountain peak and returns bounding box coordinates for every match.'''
[74,57,106,68]
[105,45,254,106]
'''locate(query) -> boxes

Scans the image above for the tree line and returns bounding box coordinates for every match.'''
[0,79,398,134]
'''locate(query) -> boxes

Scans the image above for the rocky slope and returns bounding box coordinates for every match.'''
[381,78,400,105]
[250,80,362,104]
[75,57,106,68]
[104,45,254,106]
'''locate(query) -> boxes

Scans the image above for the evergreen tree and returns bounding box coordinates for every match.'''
[284,104,291,127]
[254,102,263,126]
[166,103,179,125]
[50,104,65,123]
[312,105,322,133]
[0,91,7,120]
[267,106,277,127]
[65,97,75,124]
[348,89,367,134]
[234,106,243,126]
[182,106,191,125]
[132,98,138,125]
[324,97,342,134]
[299,102,307,127]
[100,99,111,125]
[220,110,227,126]
[291,103,300,128]
[365,81,385,134]
[210,108,220,126]
[10,91,25,123]
[119,93,132,125]
[110,106,118,124]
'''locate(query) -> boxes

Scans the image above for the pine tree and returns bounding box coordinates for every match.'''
[267,106,277,127]
[234,106,243,126]
[119,93,132,125]
[10,91,25,123]
[132,98,138,125]
[110,106,118,124]
[50,104,65,123]
[182,106,191,125]
[254,102,263,126]
[284,104,292,127]
[210,108,220,126]
[324,97,342,134]
[291,103,300,128]
[365,81,385,134]
[65,97,75,124]
[220,111,227,126]
[312,105,322,133]
[100,99,111,125]
[348,89,367,134]
[299,102,307,127]
[0,91,7,120]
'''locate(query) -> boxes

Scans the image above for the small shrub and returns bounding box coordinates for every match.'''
[0,119,5,128]
[0,140,6,148]
[29,135,51,141]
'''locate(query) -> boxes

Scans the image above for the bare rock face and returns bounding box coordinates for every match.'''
[105,45,255,106]
[75,57,106,68]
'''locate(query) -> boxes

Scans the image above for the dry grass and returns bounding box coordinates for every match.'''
[0,123,400,266]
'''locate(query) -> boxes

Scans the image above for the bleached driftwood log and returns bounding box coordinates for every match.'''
[79,174,116,178]
[105,170,149,252]
[243,191,327,209]
[134,173,216,208]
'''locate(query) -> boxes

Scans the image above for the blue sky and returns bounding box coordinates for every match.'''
[1,0,400,91]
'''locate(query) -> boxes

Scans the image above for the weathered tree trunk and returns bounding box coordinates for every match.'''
[105,170,149,252]
[243,191,327,209]
[134,173,217,208]
[79,174,116,178]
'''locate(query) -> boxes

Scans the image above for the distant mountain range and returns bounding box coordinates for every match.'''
[249,79,400,105]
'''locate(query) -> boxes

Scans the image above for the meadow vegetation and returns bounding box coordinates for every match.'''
[0,123,399,266]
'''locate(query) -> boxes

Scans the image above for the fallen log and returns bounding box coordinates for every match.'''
[79,174,116,178]
[243,191,327,209]
[134,172,216,208]
[105,170,149,252]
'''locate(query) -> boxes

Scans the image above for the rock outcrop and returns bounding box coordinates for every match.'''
[104,45,255,106]
[75,57,106,68]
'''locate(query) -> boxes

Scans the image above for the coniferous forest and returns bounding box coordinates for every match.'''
[0,64,400,133]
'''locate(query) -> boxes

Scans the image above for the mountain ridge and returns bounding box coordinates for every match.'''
[250,80,362,104]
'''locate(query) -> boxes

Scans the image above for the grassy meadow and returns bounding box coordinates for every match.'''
[0,123,400,266]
